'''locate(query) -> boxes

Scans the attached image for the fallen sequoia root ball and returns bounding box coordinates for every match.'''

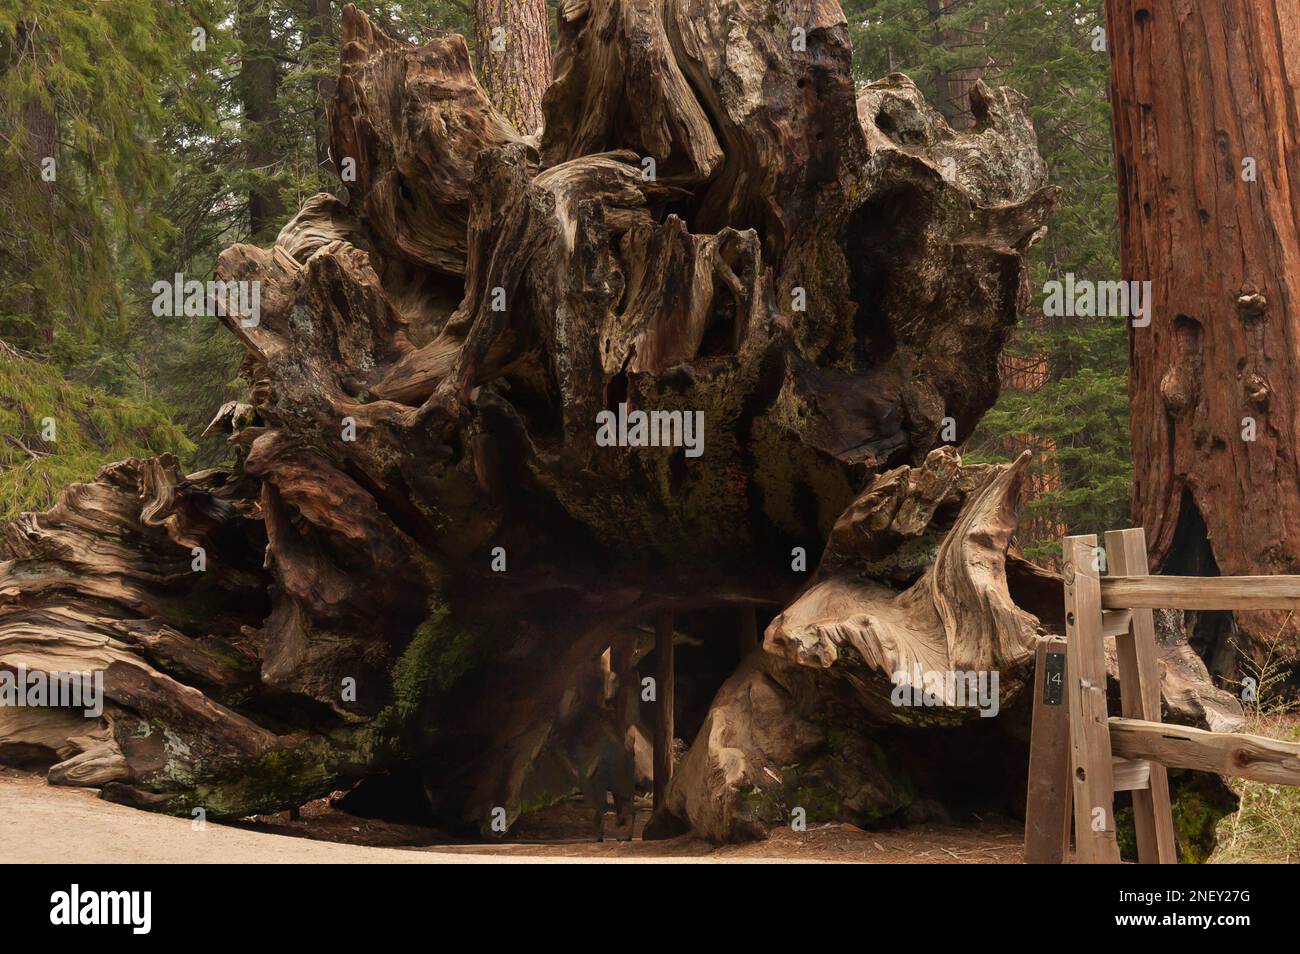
[0,0,1244,843]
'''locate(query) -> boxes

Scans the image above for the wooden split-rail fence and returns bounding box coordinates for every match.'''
[1024,527,1300,864]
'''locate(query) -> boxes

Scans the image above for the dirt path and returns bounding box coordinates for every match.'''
[1,776,498,864]
[1,774,1024,864]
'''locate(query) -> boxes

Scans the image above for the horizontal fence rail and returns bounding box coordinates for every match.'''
[1109,717,1300,787]
[1100,575,1300,610]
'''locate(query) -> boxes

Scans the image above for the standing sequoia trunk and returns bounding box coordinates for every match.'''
[0,1,1242,842]
[472,0,552,133]
[239,0,285,239]
[1107,0,1300,675]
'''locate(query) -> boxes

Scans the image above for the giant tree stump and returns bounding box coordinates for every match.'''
[0,1,1241,841]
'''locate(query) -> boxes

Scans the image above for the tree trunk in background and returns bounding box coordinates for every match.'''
[472,0,552,134]
[997,345,1065,564]
[1108,0,1300,674]
[308,0,335,171]
[17,20,56,345]
[239,0,285,239]
[924,0,988,131]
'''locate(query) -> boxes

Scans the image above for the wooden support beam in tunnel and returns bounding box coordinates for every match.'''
[653,609,675,810]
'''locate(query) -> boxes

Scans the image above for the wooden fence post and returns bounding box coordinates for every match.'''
[1024,637,1071,863]
[1104,528,1178,864]
[1063,534,1121,863]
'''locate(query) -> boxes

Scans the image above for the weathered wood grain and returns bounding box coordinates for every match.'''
[1110,718,1300,787]
[1025,637,1071,864]
[1105,528,1177,864]
[1101,575,1300,610]
[1063,535,1121,864]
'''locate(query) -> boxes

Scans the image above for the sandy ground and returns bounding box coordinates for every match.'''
[0,772,1025,864]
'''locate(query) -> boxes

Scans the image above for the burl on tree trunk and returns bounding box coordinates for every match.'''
[1108,0,1300,679]
[0,0,1240,841]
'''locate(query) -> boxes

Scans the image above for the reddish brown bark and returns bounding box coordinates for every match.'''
[472,0,552,134]
[1107,0,1300,669]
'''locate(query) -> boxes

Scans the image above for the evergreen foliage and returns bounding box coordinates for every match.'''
[1,0,1130,552]
[845,0,1130,559]
[0,344,191,517]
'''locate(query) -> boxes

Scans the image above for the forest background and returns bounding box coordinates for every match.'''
[0,0,1125,563]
